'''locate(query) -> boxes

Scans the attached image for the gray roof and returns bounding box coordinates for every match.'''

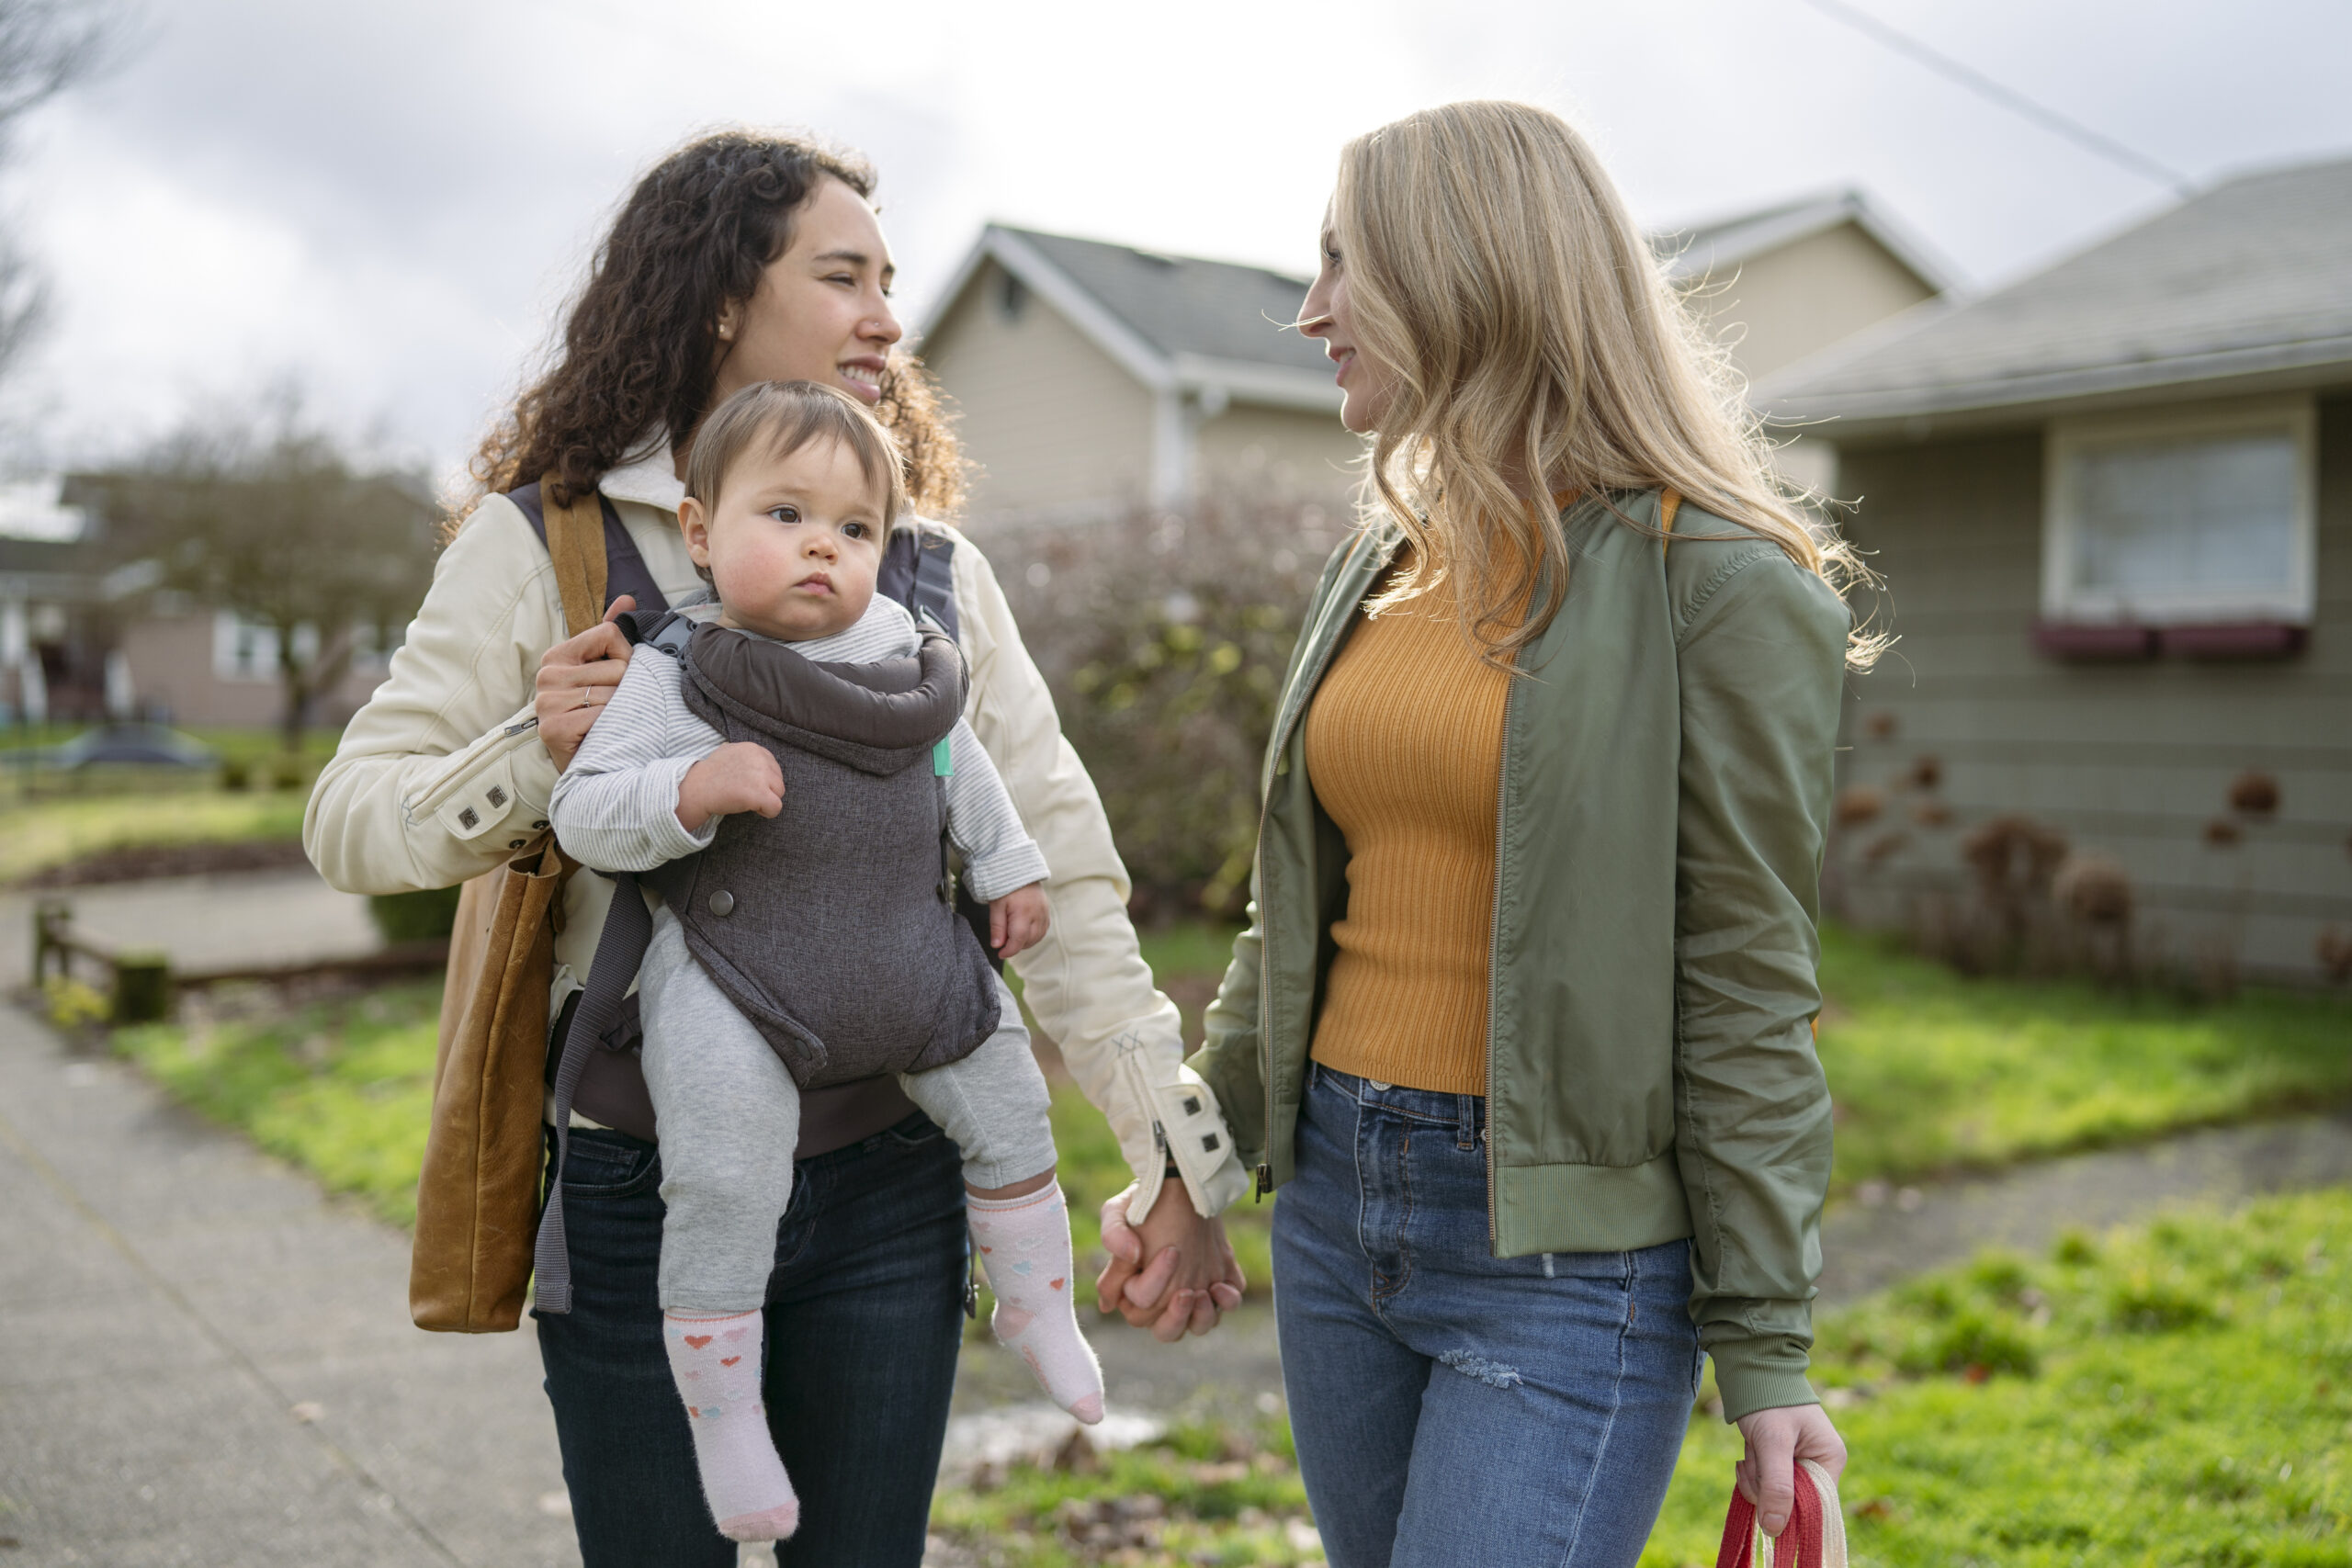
[1001,227,1328,375]
[1759,156,2352,433]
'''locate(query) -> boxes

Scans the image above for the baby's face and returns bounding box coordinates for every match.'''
[684,436,887,642]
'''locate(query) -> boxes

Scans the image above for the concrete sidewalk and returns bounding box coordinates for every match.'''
[0,1002,577,1568]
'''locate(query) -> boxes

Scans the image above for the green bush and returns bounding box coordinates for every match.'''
[219,758,251,791]
[368,886,462,943]
[268,754,307,792]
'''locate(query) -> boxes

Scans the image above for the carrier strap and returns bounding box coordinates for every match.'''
[531,870,653,1315]
[509,480,672,628]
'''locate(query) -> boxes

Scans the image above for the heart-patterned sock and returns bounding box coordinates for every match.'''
[661,1309,798,1541]
[968,1183,1103,1424]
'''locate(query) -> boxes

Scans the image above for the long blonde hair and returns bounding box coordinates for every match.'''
[1329,100,1878,669]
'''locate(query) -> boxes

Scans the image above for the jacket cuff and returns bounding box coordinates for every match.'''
[1706,1335,1819,1424]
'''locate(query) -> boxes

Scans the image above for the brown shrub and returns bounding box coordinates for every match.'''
[2226,770,2280,818]
[983,496,1334,916]
[1835,786,1886,827]
[2052,853,2132,927]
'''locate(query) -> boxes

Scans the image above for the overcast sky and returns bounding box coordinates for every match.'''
[5,0,2348,481]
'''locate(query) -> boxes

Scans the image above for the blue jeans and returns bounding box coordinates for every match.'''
[1273,1065,1702,1568]
[535,1114,967,1567]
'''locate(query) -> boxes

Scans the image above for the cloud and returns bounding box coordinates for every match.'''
[3,0,2347,473]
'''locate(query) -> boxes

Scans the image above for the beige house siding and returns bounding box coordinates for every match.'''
[921,257,1156,513]
[1690,221,1938,384]
[118,612,385,730]
[1193,404,1362,505]
[1828,393,2352,982]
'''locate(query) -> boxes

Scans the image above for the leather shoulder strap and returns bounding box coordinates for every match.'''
[507,479,671,635]
[1659,488,1682,556]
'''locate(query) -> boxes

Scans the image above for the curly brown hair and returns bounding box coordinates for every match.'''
[470,128,966,518]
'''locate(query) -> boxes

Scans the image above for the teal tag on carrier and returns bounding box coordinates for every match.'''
[933,738,953,777]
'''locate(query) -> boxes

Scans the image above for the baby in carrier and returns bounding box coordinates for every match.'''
[548,379,1101,1542]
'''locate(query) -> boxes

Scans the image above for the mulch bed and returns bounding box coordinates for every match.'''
[17,839,316,889]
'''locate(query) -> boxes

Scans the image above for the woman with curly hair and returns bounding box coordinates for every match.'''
[306,130,1250,1566]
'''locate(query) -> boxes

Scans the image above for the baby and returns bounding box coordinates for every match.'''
[548,380,1101,1542]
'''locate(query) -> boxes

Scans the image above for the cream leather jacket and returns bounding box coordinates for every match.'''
[304,452,1247,1221]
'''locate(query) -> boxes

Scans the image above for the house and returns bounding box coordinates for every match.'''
[1759,156,2352,983]
[1,474,391,733]
[918,225,1355,515]
[920,194,1945,517]
[1655,188,1950,385]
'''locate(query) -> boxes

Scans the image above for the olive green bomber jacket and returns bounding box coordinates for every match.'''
[1190,490,1848,1422]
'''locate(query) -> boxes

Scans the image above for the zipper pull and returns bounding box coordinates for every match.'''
[1254,1163,1272,1201]
[502,716,540,738]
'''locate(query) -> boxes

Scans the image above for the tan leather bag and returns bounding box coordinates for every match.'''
[410,479,609,1332]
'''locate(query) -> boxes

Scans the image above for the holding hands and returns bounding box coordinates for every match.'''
[677,742,786,832]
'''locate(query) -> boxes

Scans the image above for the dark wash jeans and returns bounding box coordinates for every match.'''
[1273,1064,1702,1568]
[534,1114,967,1568]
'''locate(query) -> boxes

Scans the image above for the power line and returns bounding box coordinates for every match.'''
[1792,0,2196,197]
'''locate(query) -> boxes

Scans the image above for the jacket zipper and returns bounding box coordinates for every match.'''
[1256,534,1381,1201]
[1484,671,1514,1254]
[404,716,542,823]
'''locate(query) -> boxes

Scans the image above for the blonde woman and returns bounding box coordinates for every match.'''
[1193,102,1856,1566]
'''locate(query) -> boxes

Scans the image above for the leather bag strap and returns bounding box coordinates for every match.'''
[542,475,610,638]
[1661,487,1682,555]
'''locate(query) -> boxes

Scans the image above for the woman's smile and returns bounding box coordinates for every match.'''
[838,355,887,402]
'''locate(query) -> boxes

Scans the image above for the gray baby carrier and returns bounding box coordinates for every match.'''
[532,539,1001,1312]
[633,612,1001,1086]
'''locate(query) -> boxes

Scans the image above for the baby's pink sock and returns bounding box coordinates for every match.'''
[969,1183,1104,1424]
[662,1309,798,1541]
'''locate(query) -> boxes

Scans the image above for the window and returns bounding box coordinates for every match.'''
[2042,399,2315,626]
[212,615,319,682]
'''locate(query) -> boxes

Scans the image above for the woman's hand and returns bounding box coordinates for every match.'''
[1734,1402,1848,1539]
[536,596,638,771]
[1094,1184,1246,1341]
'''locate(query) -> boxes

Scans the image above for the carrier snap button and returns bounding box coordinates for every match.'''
[707,890,736,917]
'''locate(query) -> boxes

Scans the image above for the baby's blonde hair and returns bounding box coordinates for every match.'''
[684,378,907,539]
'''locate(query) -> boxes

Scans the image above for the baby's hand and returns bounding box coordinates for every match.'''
[990,883,1049,960]
[676,742,784,832]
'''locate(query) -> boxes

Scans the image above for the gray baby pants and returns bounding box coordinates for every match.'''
[638,903,1057,1312]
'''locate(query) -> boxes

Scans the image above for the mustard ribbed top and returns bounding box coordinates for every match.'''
[1304,560,1510,1096]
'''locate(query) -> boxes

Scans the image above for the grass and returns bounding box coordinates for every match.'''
[110,980,442,1226]
[932,1190,2352,1567]
[1638,1189,2352,1567]
[1815,924,2352,1189]
[0,790,311,884]
[932,1416,1320,1566]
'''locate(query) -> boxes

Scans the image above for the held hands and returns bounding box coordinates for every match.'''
[1095,1185,1246,1341]
[536,595,637,771]
[1734,1402,1849,1540]
[676,742,785,833]
[989,883,1049,959]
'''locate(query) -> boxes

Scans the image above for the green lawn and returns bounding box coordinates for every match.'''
[1815,924,2352,1188]
[112,981,442,1226]
[930,1190,2352,1567]
[0,791,312,884]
